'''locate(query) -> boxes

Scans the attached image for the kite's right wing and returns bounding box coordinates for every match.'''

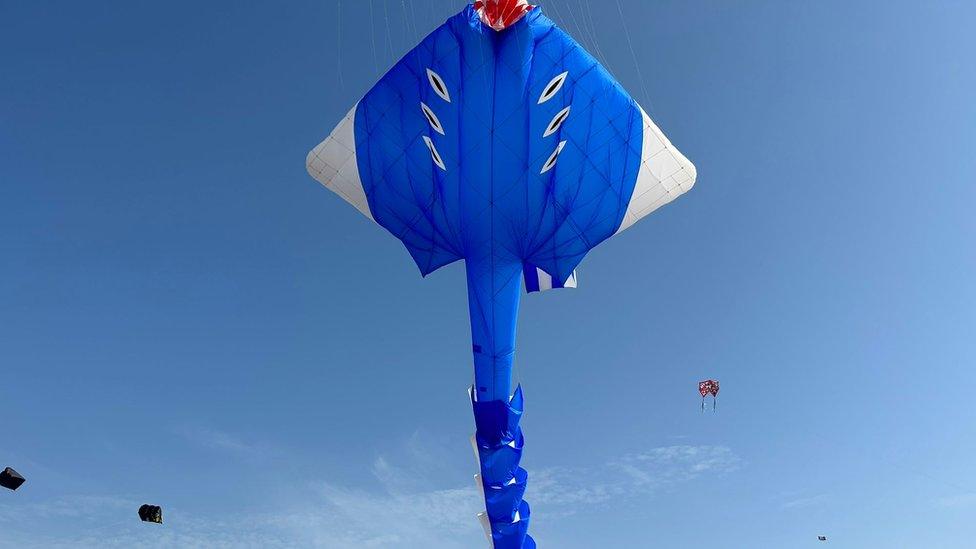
[615,105,697,235]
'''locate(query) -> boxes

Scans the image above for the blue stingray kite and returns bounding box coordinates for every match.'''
[306,1,696,546]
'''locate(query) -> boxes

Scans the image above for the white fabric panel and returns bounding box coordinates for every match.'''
[477,513,494,546]
[305,105,374,221]
[615,104,696,234]
[470,436,483,475]
[536,269,552,290]
[563,270,578,289]
[473,473,490,524]
[468,387,496,549]
[533,268,577,292]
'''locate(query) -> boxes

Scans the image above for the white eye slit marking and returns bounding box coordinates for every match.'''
[543,105,572,138]
[420,102,445,135]
[538,71,568,104]
[426,68,451,103]
[540,140,567,174]
[422,135,447,171]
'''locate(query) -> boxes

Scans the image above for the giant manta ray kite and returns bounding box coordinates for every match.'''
[306,1,696,546]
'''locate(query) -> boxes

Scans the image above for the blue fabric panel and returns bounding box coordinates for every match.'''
[467,257,522,401]
[353,6,642,400]
[353,6,644,546]
[472,387,525,485]
[477,432,523,483]
[491,501,533,549]
[472,385,530,546]
[484,467,529,522]
[472,385,524,445]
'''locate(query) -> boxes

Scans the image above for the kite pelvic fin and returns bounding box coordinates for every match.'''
[523,263,577,294]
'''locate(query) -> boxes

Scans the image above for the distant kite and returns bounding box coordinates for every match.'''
[699,379,719,411]
[0,467,25,491]
[138,504,163,524]
[306,1,696,545]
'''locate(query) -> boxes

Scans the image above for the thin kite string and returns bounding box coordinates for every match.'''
[614,0,654,116]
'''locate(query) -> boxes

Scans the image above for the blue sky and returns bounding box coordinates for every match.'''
[1,1,975,547]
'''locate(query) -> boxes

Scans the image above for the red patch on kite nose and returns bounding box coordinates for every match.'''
[474,0,536,31]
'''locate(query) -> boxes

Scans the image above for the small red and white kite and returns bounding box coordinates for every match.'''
[699,379,720,411]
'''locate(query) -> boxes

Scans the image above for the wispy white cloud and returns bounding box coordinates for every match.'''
[614,445,741,485]
[266,481,481,548]
[0,429,483,549]
[935,492,976,508]
[528,445,740,517]
[0,436,739,548]
[174,425,278,462]
[342,444,741,532]
[0,494,135,523]
[0,495,291,549]
[529,466,616,508]
[781,493,829,509]
[0,488,478,549]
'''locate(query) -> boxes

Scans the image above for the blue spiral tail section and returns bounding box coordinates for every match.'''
[470,385,535,548]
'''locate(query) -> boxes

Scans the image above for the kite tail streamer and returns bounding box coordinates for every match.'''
[470,386,535,549]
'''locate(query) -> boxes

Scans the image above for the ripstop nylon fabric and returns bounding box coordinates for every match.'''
[305,5,697,547]
[352,6,643,402]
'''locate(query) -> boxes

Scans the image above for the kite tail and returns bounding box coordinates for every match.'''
[464,256,531,546]
[470,385,535,549]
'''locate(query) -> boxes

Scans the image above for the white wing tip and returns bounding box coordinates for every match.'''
[305,105,375,221]
[614,104,697,234]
